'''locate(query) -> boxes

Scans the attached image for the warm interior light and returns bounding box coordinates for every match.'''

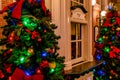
[92,0,96,6]
[101,11,107,17]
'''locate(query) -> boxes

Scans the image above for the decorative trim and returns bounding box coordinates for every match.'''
[70,18,88,24]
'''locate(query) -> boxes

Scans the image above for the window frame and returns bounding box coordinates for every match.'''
[71,23,84,65]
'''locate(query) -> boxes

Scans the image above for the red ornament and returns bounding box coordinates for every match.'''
[0,70,4,78]
[113,47,120,53]
[38,38,42,42]
[36,68,42,74]
[110,70,116,75]
[48,48,55,53]
[31,30,39,39]
[7,32,15,42]
[40,60,49,68]
[109,51,116,58]
[6,67,11,73]
[25,29,31,34]
[44,30,47,33]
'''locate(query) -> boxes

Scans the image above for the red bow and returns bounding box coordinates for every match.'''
[41,0,46,14]
[12,0,24,19]
[0,0,46,19]
[11,68,44,80]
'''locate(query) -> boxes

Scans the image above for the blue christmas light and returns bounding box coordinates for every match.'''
[102,61,107,65]
[107,5,113,10]
[111,36,115,40]
[24,71,31,76]
[24,67,35,76]
[97,69,105,76]
[41,51,48,57]
[95,54,102,61]
[36,0,41,2]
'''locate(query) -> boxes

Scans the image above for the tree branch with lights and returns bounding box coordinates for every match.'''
[0,0,65,80]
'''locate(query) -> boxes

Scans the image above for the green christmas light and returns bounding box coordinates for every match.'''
[20,56,25,63]
[103,47,110,53]
[26,52,31,56]
[103,27,108,31]
[49,68,55,74]
[98,37,103,42]
[22,17,30,26]
[31,22,37,27]
[22,16,37,31]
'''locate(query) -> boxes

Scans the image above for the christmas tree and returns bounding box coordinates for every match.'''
[94,3,120,80]
[0,0,65,80]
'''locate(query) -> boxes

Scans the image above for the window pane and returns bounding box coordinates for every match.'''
[79,0,84,4]
[78,41,81,57]
[71,42,76,59]
[71,23,76,40]
[77,24,81,40]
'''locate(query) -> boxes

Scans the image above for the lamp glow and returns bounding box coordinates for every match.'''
[101,11,107,17]
[92,0,96,6]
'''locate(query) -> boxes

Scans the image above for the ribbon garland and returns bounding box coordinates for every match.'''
[0,0,46,19]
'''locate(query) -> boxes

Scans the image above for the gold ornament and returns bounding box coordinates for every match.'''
[115,74,118,77]
[28,48,34,55]
[109,76,112,79]
[103,36,106,39]
[112,62,115,66]
[10,49,13,51]
[49,62,56,68]
[116,27,120,31]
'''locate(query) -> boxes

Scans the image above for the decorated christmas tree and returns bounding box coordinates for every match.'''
[94,3,120,80]
[0,0,65,80]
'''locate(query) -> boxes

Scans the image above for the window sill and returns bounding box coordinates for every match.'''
[64,61,103,79]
